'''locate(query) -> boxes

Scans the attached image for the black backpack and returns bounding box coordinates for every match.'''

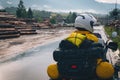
[53,40,104,80]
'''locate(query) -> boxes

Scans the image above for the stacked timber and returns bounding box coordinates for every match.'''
[15,25,37,35]
[20,29,37,35]
[0,12,16,21]
[0,12,37,36]
[0,24,20,39]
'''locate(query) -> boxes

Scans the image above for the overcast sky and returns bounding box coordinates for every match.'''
[0,0,120,14]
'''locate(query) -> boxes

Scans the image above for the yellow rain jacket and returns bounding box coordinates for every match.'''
[66,30,98,47]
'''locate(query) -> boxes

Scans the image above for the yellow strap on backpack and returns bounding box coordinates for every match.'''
[74,30,98,43]
[86,34,98,42]
[66,32,86,47]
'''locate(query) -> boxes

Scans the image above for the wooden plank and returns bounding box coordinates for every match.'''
[20,32,37,35]
[0,24,15,28]
[15,27,31,29]
[0,31,20,35]
[0,34,20,39]
[20,29,36,32]
[0,28,15,31]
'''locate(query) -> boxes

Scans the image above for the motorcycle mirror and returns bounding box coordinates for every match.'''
[112,31,117,38]
[107,42,118,51]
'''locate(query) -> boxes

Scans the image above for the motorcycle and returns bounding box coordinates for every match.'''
[47,39,119,80]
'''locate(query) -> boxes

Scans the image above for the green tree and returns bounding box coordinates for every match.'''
[109,8,120,20]
[0,9,6,12]
[33,10,51,21]
[50,17,56,24]
[71,12,77,23]
[5,7,17,15]
[37,17,43,22]
[66,12,72,23]
[27,7,33,18]
[55,14,63,23]
[16,0,27,18]
[66,12,77,23]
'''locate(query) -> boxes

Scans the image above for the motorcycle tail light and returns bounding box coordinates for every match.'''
[71,65,77,69]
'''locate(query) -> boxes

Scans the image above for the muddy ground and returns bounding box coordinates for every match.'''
[0,27,74,60]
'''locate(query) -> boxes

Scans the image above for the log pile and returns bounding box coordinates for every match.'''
[0,24,20,39]
[0,12,37,39]
[0,12,16,18]
[15,25,37,35]
[33,20,54,29]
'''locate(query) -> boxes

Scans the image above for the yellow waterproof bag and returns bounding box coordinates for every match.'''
[47,64,59,79]
[96,60,114,79]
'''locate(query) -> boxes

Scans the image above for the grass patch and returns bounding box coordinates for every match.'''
[104,26,120,49]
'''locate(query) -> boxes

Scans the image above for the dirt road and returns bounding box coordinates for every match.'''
[0,27,74,60]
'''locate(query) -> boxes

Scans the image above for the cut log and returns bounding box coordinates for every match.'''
[0,34,20,39]
[20,31,37,35]
[0,28,16,31]
[0,31,20,35]
[0,24,15,28]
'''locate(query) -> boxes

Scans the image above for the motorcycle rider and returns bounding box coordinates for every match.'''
[59,13,99,50]
[47,13,115,80]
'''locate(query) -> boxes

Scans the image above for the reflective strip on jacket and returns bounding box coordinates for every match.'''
[66,30,98,47]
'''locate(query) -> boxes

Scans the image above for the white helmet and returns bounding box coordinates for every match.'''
[74,13,97,32]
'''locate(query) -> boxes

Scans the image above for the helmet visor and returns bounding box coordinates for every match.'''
[90,21,94,28]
